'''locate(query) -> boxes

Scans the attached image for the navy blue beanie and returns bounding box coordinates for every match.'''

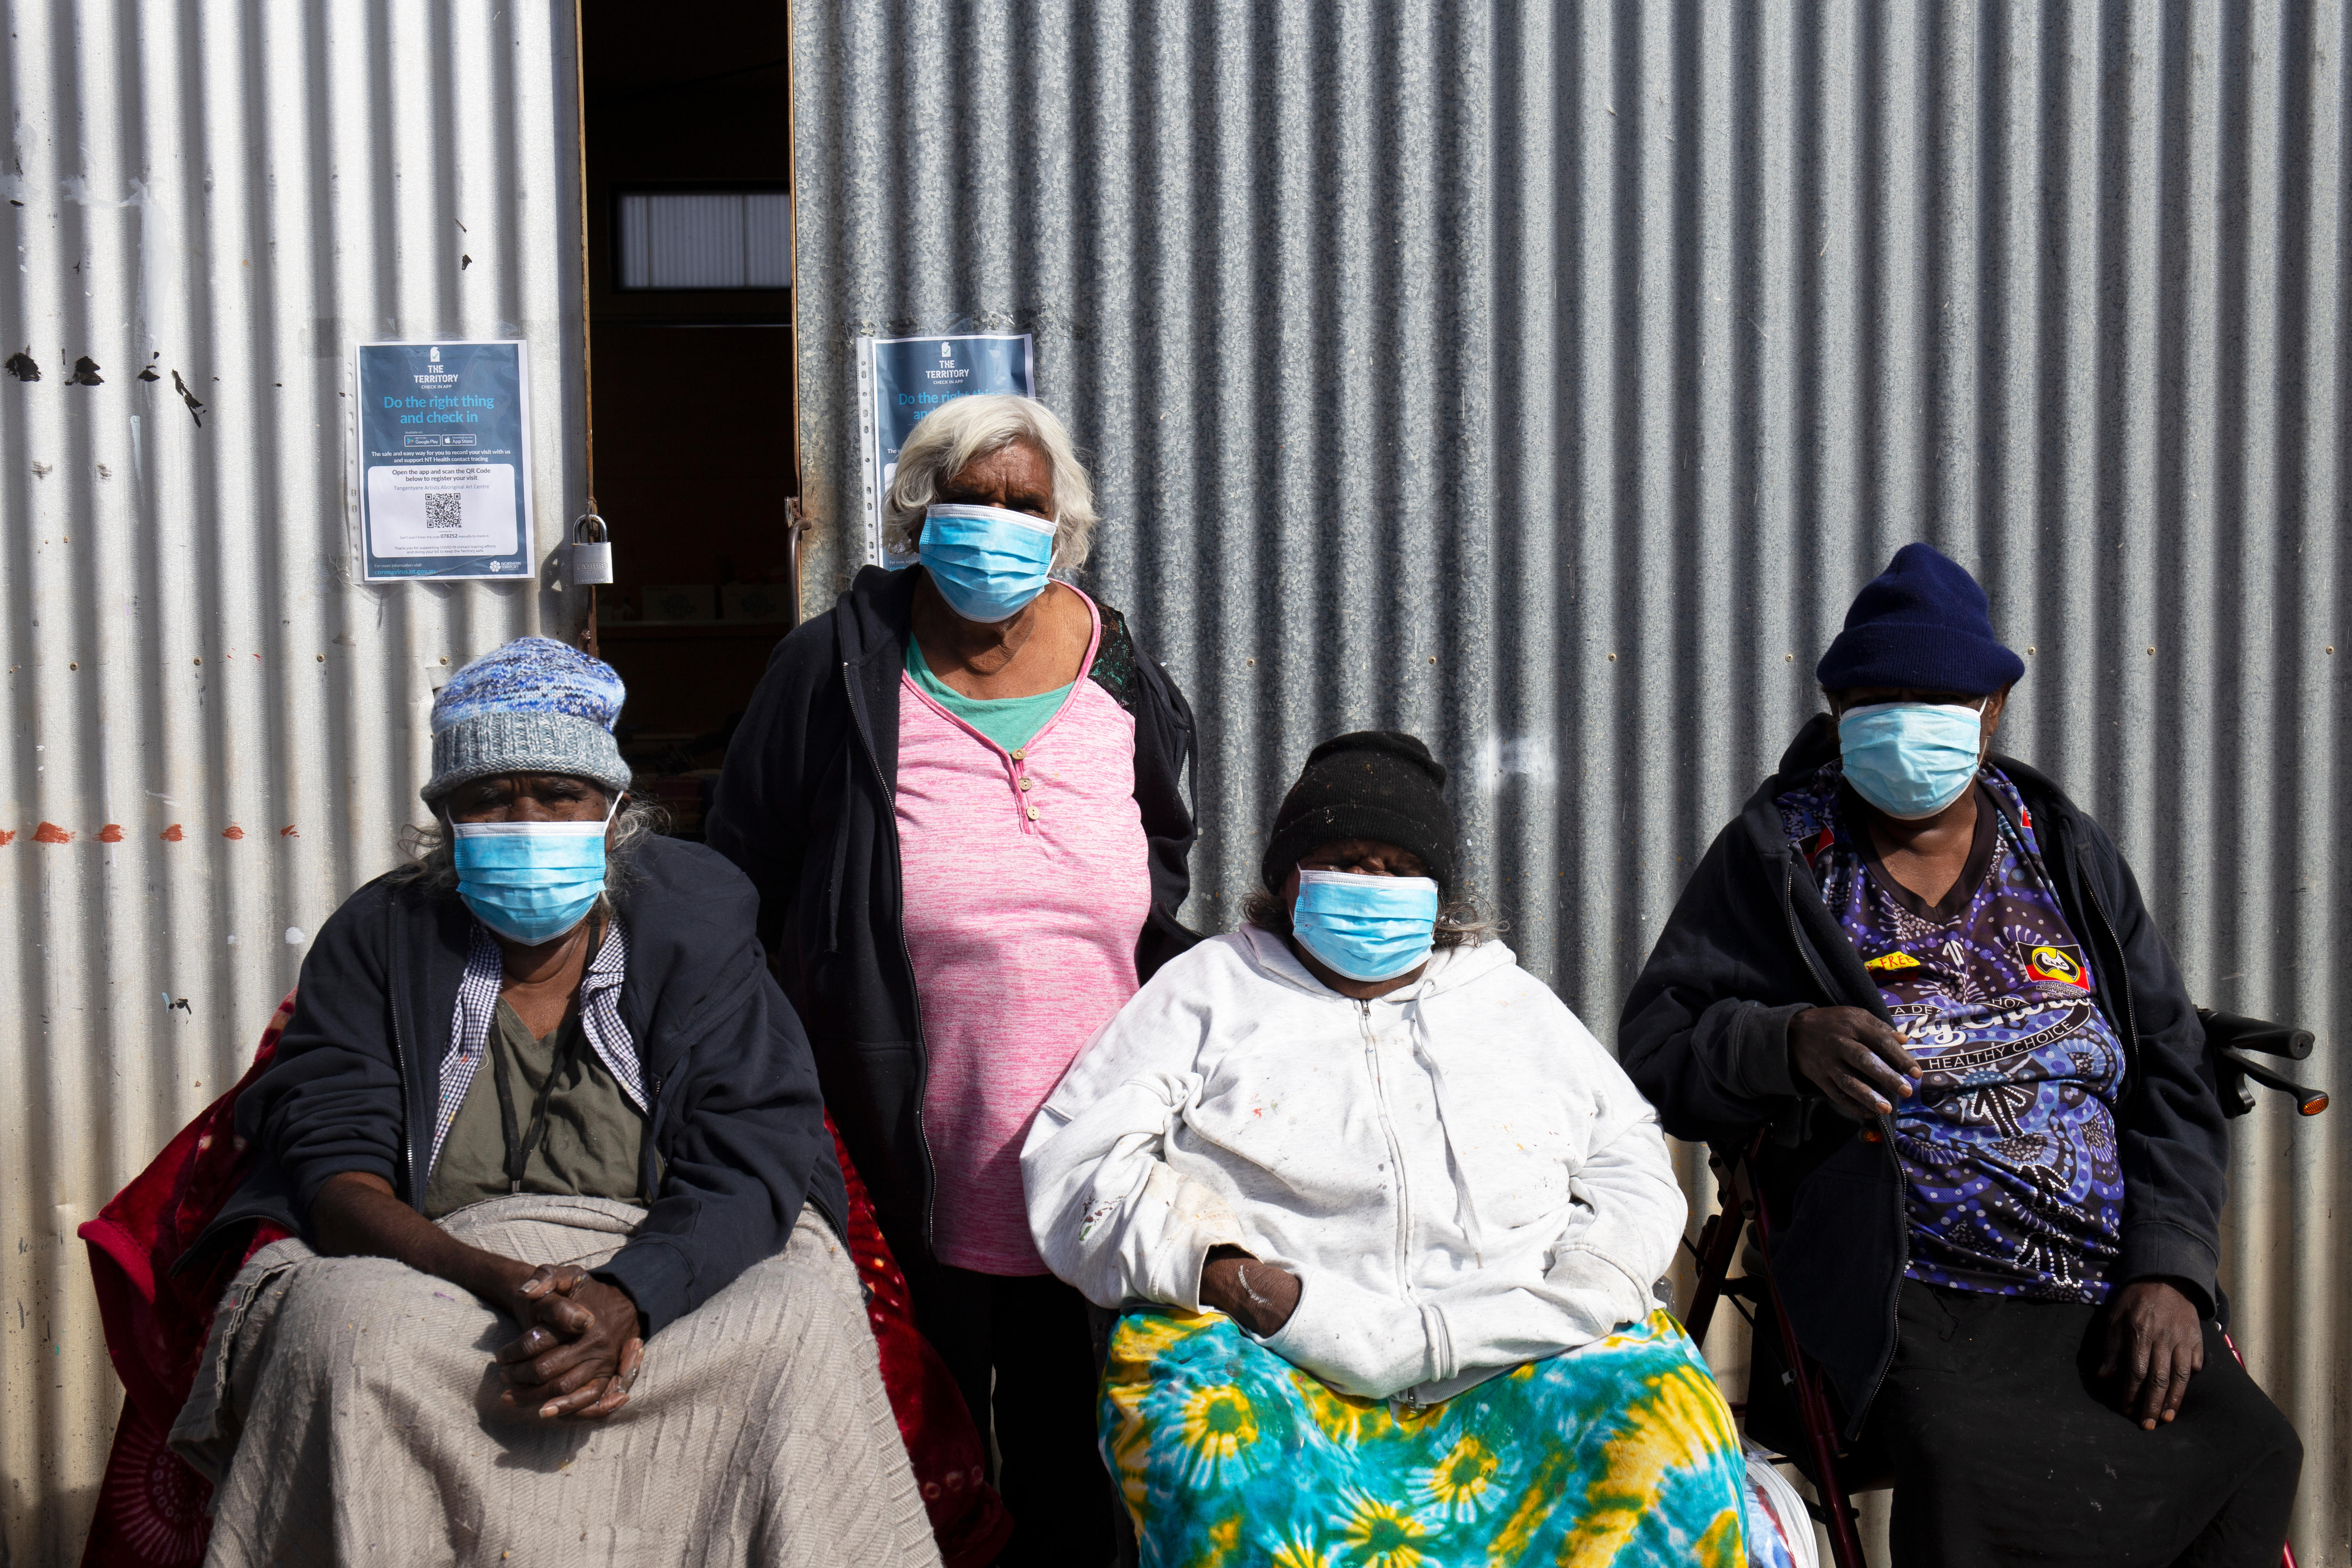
[1815,543,2026,695]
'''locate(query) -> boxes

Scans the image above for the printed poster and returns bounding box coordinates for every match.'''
[856,333,1034,567]
[356,340,534,581]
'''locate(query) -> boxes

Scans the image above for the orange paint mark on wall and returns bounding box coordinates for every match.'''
[35,822,72,844]
[98,824,125,843]
[222,825,246,841]
[0,829,15,846]
[160,824,185,842]
[279,825,299,837]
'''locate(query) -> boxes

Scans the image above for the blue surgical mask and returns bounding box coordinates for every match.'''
[920,503,1057,624]
[1291,869,1441,983]
[451,797,615,945]
[1838,702,1984,820]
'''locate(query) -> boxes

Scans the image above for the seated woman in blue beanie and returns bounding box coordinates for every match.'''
[168,638,938,1567]
[1620,546,2300,1565]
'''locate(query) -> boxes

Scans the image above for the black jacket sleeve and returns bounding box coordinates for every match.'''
[238,881,410,1217]
[594,968,839,1336]
[706,614,838,953]
[2075,812,2230,1305]
[1129,632,1203,980]
[1617,816,1820,1144]
[588,839,846,1336]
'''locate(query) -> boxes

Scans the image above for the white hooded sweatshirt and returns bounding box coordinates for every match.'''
[1021,926,1687,1407]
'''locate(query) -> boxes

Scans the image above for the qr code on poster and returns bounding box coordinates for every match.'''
[423,493,462,530]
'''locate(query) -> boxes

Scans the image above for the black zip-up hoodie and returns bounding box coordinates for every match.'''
[705,565,1200,1266]
[196,835,847,1337]
[1619,715,2228,1437]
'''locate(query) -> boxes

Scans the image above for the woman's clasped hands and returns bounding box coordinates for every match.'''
[494,1262,644,1421]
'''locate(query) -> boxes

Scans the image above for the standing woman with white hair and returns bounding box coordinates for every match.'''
[708,394,1198,1564]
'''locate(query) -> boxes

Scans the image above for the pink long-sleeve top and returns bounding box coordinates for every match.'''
[896,587,1153,1275]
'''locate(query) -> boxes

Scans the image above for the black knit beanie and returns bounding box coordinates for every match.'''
[1261,730,1457,896]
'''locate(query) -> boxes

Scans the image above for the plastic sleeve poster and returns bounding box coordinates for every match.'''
[855,333,1034,567]
[355,340,535,581]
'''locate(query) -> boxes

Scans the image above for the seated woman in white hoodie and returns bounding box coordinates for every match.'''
[1023,732,1751,1568]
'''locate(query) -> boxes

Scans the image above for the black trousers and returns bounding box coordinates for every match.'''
[910,1264,1118,1568]
[1874,1282,2302,1567]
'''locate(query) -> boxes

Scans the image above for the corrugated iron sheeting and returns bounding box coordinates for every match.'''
[0,1,587,1558]
[617,191,797,290]
[797,0,2349,1556]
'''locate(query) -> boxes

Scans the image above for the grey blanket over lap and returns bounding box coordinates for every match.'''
[169,1195,940,1568]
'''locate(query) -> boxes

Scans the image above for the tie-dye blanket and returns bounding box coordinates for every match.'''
[1100,1306,1748,1568]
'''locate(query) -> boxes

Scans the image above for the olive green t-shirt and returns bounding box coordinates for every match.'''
[422,1000,652,1219]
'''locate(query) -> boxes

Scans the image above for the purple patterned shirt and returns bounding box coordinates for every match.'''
[1778,764,2126,1303]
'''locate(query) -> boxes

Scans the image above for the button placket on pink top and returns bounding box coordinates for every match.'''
[899,595,1104,837]
[893,583,1153,1274]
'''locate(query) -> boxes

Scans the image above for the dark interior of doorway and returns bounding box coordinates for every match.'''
[580,0,795,840]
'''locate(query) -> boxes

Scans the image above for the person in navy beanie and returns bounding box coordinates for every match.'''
[1813,542,2026,697]
[1621,544,2299,1565]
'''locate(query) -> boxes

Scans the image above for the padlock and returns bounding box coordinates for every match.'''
[572,513,614,585]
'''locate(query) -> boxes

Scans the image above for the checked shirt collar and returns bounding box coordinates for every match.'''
[428,913,642,1183]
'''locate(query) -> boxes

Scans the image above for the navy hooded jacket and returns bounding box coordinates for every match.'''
[199,835,846,1336]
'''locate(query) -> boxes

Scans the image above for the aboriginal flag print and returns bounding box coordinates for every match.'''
[2025,944,2093,989]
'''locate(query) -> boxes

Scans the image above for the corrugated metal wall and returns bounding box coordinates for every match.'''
[0,1,587,1558]
[797,0,2349,1557]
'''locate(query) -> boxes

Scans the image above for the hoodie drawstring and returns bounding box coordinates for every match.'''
[1405,991,1489,1268]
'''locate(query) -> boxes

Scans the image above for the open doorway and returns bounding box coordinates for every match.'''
[580,1,797,840]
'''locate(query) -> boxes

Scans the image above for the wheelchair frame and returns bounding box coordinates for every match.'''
[1681,1009,2325,1568]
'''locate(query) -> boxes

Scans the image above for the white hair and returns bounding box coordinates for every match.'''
[882,394,1097,572]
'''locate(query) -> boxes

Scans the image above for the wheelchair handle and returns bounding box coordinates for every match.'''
[2198,1007,2314,1062]
[2215,1044,2329,1118]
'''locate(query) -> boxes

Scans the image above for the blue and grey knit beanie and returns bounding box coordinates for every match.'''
[423,637,631,804]
[1815,543,2026,695]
